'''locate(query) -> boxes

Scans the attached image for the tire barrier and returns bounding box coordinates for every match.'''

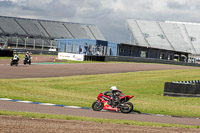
[164,80,200,97]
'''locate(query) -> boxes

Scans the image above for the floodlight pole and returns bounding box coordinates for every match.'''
[42,40,44,50]
[50,40,53,49]
[24,38,26,49]
[33,39,36,50]
[16,38,18,48]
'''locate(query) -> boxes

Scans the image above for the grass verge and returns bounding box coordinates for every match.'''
[0,69,200,117]
[0,110,199,129]
[0,54,25,60]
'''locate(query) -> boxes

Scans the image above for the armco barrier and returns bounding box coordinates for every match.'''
[84,55,105,61]
[164,80,200,97]
[105,56,200,67]
[84,55,200,67]
[11,49,58,55]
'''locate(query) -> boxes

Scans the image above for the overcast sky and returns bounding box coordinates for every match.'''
[0,0,199,43]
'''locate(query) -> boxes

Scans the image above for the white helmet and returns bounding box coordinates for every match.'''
[110,86,118,91]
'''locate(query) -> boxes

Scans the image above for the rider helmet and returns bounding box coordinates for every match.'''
[110,86,118,91]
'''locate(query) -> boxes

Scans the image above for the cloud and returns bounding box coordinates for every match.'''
[0,0,200,42]
[0,0,14,7]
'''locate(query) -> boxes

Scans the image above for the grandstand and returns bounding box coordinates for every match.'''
[0,16,105,51]
[126,19,200,56]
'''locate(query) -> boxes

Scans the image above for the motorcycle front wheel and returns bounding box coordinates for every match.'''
[92,101,104,111]
[120,102,133,113]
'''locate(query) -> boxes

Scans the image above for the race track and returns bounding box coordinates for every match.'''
[0,61,199,79]
[0,100,200,126]
[0,57,200,126]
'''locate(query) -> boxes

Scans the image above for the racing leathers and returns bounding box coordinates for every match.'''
[104,90,124,107]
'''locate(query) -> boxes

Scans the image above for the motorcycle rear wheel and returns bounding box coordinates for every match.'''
[92,101,104,111]
[120,102,133,113]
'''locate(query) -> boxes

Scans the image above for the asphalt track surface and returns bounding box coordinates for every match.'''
[0,100,200,126]
[0,57,200,126]
[0,60,199,79]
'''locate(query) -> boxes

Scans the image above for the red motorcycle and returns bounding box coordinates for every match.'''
[92,92,134,113]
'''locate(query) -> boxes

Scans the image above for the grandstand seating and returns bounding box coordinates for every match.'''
[127,19,200,55]
[15,19,43,37]
[0,16,105,51]
[126,19,149,47]
[176,24,196,54]
[184,24,200,54]
[136,20,173,51]
[64,23,89,39]
[159,22,192,53]
[0,17,27,35]
[82,25,96,40]
[39,21,72,39]
[86,25,105,40]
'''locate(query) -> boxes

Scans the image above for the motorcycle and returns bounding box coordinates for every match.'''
[10,59,19,66]
[24,57,31,65]
[92,92,134,113]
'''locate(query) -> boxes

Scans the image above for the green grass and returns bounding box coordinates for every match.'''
[0,56,12,59]
[0,54,57,60]
[59,60,107,64]
[0,110,199,129]
[0,69,200,118]
[0,54,25,60]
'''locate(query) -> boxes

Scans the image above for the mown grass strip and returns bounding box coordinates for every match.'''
[0,110,199,129]
[0,69,200,117]
[0,54,25,60]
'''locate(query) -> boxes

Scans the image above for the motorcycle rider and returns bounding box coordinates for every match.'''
[25,51,31,61]
[13,54,19,61]
[104,86,124,107]
[10,53,19,66]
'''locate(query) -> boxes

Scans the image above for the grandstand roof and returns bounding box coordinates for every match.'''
[0,16,105,40]
[126,19,200,55]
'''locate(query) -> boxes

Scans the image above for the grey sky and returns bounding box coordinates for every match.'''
[0,0,199,43]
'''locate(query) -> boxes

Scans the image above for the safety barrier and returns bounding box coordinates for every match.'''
[84,55,200,67]
[0,49,13,57]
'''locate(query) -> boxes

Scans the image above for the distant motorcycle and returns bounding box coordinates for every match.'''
[10,55,19,66]
[92,92,134,113]
[10,58,19,66]
[24,57,31,65]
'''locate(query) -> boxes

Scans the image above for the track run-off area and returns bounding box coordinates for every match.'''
[0,57,200,132]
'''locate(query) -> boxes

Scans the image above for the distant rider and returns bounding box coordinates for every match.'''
[13,54,19,61]
[25,51,31,61]
[103,86,124,107]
